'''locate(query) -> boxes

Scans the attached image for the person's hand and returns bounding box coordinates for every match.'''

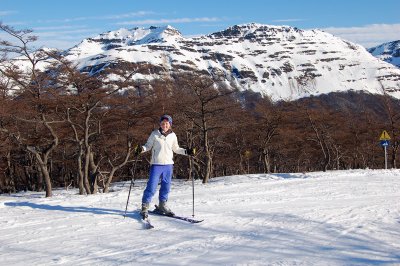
[134,145,142,156]
[187,147,196,156]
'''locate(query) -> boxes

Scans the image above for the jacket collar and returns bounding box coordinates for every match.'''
[159,127,173,137]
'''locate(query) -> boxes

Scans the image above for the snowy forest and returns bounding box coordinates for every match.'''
[1,23,400,196]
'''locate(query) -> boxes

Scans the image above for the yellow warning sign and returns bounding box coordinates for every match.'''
[379,130,391,141]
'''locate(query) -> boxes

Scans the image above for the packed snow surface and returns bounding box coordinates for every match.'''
[1,169,400,265]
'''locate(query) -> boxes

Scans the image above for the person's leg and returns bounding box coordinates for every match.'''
[157,165,174,215]
[142,165,162,204]
[159,164,173,202]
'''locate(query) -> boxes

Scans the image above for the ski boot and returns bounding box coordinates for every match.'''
[140,202,149,219]
[156,201,175,216]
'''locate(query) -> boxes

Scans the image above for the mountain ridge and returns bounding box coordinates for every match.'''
[11,23,400,102]
[368,40,400,68]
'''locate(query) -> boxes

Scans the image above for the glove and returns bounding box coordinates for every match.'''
[134,145,143,156]
[186,147,196,156]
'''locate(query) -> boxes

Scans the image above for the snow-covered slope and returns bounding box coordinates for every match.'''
[62,23,400,101]
[64,25,183,63]
[1,169,400,265]
[368,40,400,69]
[4,23,400,101]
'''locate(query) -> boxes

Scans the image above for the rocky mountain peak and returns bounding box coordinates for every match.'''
[10,23,400,102]
[64,25,183,61]
[209,23,303,40]
[91,25,182,45]
[368,40,400,68]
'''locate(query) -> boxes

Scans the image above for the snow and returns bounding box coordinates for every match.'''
[1,169,400,265]
[4,24,400,101]
[368,40,400,69]
[57,24,400,102]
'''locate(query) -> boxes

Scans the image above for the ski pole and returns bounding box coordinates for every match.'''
[191,156,195,217]
[192,171,195,217]
[124,154,140,218]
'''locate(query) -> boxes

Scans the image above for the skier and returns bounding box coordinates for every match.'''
[135,114,196,219]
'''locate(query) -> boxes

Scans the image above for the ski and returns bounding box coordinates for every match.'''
[142,215,154,229]
[149,209,204,224]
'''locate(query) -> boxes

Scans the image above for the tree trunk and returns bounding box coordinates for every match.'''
[40,165,53,198]
[77,147,85,195]
[103,169,117,193]
[89,151,99,194]
[203,150,212,183]
[263,149,271,173]
[201,116,214,184]
[83,146,92,194]
[103,141,133,193]
[32,154,52,197]
[5,151,16,193]
[391,143,398,169]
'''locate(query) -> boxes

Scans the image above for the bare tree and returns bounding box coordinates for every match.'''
[0,23,63,197]
[253,98,280,173]
[381,94,400,168]
[172,73,233,183]
[306,110,332,172]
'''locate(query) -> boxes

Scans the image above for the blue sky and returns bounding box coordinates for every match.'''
[1,0,400,49]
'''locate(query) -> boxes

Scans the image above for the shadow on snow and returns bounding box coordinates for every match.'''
[4,201,140,218]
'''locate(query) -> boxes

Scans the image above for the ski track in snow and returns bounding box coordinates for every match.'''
[1,169,400,265]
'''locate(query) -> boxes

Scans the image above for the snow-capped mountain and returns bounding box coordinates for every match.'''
[64,25,183,61]
[12,24,400,101]
[368,40,400,69]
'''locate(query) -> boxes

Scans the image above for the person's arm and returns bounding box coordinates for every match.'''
[142,131,155,153]
[171,134,187,155]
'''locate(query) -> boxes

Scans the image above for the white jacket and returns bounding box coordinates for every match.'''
[142,129,187,165]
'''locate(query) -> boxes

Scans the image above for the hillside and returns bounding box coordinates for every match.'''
[368,40,400,68]
[60,23,400,101]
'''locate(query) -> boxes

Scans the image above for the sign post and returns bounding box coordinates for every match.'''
[379,130,391,169]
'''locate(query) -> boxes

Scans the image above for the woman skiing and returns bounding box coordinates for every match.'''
[135,114,195,219]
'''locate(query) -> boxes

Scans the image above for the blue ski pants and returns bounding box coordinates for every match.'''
[142,164,173,204]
